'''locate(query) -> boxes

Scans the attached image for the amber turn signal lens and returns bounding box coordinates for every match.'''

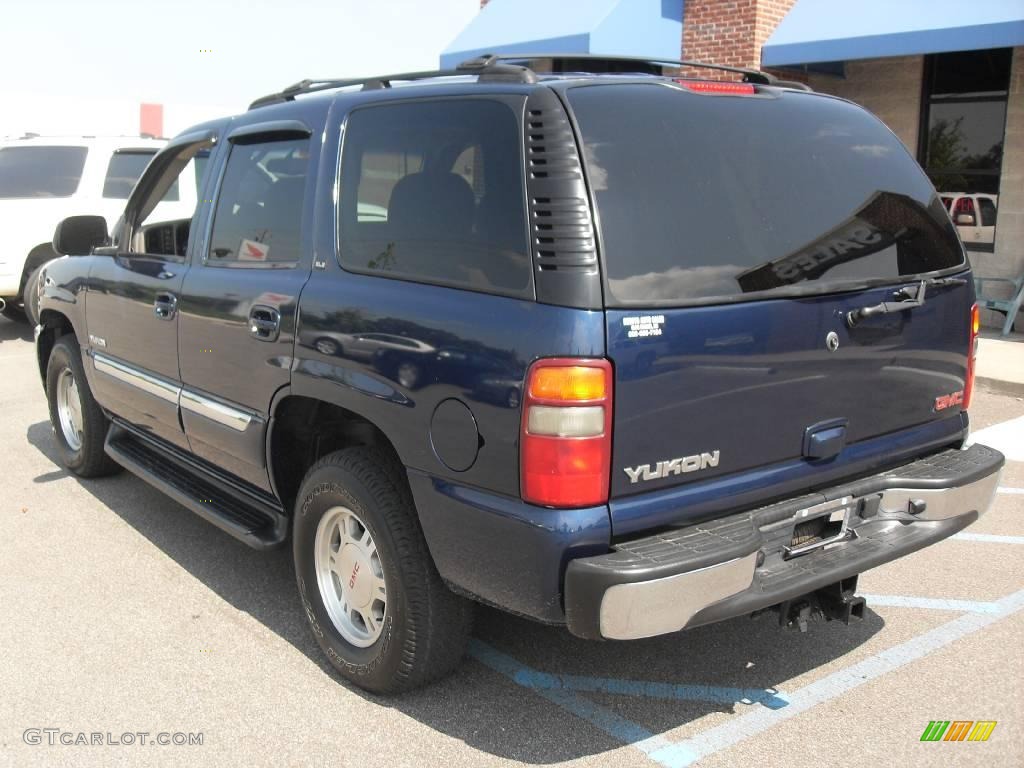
[528,365,607,401]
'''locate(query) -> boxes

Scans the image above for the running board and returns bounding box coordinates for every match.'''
[104,422,288,550]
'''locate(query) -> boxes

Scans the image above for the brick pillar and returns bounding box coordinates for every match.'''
[682,0,796,78]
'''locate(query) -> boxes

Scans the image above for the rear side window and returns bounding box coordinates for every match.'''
[207,138,309,265]
[978,198,997,227]
[0,146,88,199]
[103,150,166,199]
[338,99,530,298]
[567,84,965,306]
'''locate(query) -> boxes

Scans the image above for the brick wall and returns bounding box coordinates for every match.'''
[681,0,795,77]
[807,56,925,152]
[984,46,1024,331]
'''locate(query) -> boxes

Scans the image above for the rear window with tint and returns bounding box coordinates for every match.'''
[0,146,88,199]
[567,84,965,306]
[338,99,531,298]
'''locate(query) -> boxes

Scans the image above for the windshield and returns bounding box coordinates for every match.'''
[0,146,88,199]
[567,84,965,307]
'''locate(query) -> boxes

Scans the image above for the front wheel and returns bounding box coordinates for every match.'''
[293,447,472,693]
[45,336,120,477]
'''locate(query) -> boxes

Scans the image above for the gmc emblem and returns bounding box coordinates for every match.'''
[934,390,964,411]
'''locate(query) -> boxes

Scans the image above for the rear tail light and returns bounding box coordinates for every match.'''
[674,80,756,95]
[521,358,612,508]
[964,303,980,410]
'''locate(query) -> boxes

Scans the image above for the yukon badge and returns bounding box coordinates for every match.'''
[624,451,720,484]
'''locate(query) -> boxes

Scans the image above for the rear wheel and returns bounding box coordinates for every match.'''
[23,264,45,326]
[293,447,472,693]
[1,301,26,322]
[45,336,120,477]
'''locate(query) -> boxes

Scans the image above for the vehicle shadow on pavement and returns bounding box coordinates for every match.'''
[0,317,33,343]
[27,419,884,763]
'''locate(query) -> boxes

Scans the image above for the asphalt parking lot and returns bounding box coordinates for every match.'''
[1,315,1021,768]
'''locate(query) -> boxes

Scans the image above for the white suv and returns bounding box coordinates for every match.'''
[0,135,199,321]
[940,192,998,252]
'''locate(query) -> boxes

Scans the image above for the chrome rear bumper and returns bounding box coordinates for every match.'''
[565,443,1004,641]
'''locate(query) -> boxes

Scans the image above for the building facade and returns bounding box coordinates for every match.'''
[445,0,1024,331]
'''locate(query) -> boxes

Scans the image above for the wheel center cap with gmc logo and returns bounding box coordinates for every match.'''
[338,545,372,609]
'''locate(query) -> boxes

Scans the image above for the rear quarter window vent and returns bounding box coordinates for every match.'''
[524,88,601,308]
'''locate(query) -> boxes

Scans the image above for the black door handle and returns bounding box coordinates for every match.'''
[154,292,177,320]
[249,305,281,341]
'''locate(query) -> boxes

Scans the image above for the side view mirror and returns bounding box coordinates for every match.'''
[955,213,976,226]
[53,215,109,256]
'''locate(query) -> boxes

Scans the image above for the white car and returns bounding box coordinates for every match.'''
[941,192,997,252]
[0,135,200,321]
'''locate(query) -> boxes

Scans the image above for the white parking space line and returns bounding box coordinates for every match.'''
[472,587,1024,768]
[998,486,1024,494]
[967,415,1024,462]
[859,594,1001,612]
[664,587,1024,766]
[953,532,1024,545]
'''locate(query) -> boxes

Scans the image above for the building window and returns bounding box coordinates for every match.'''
[920,48,1012,195]
[920,48,1012,252]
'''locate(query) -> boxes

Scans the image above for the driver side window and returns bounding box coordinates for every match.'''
[124,141,214,259]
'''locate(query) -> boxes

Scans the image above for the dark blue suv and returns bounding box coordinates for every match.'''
[36,55,1004,692]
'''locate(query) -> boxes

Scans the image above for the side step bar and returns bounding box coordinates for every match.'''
[105,422,288,550]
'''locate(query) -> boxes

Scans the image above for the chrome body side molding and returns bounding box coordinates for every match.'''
[92,351,256,432]
[179,389,254,432]
[93,352,180,404]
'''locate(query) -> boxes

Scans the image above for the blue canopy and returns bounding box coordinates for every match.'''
[440,0,683,69]
[762,0,1024,67]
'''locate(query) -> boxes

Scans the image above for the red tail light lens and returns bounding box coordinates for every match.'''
[521,358,612,508]
[674,80,756,95]
[964,303,980,410]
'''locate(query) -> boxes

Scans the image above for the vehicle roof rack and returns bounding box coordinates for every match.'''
[248,57,538,110]
[248,51,808,109]
[478,53,811,90]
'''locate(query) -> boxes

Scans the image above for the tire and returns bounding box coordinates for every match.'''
[23,264,45,327]
[45,335,120,477]
[293,447,472,693]
[1,301,26,322]
[396,362,419,389]
[314,337,340,356]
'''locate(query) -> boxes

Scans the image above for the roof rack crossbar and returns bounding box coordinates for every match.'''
[247,51,809,109]
[474,52,779,85]
[247,59,537,110]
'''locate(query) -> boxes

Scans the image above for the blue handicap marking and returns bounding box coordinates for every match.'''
[470,640,787,709]
[468,639,788,768]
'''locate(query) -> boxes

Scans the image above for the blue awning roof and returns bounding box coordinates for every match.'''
[763,0,1024,67]
[440,0,683,69]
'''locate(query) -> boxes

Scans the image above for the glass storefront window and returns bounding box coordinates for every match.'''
[920,48,1011,252]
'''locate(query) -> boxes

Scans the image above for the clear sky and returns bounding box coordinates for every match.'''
[0,0,480,136]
